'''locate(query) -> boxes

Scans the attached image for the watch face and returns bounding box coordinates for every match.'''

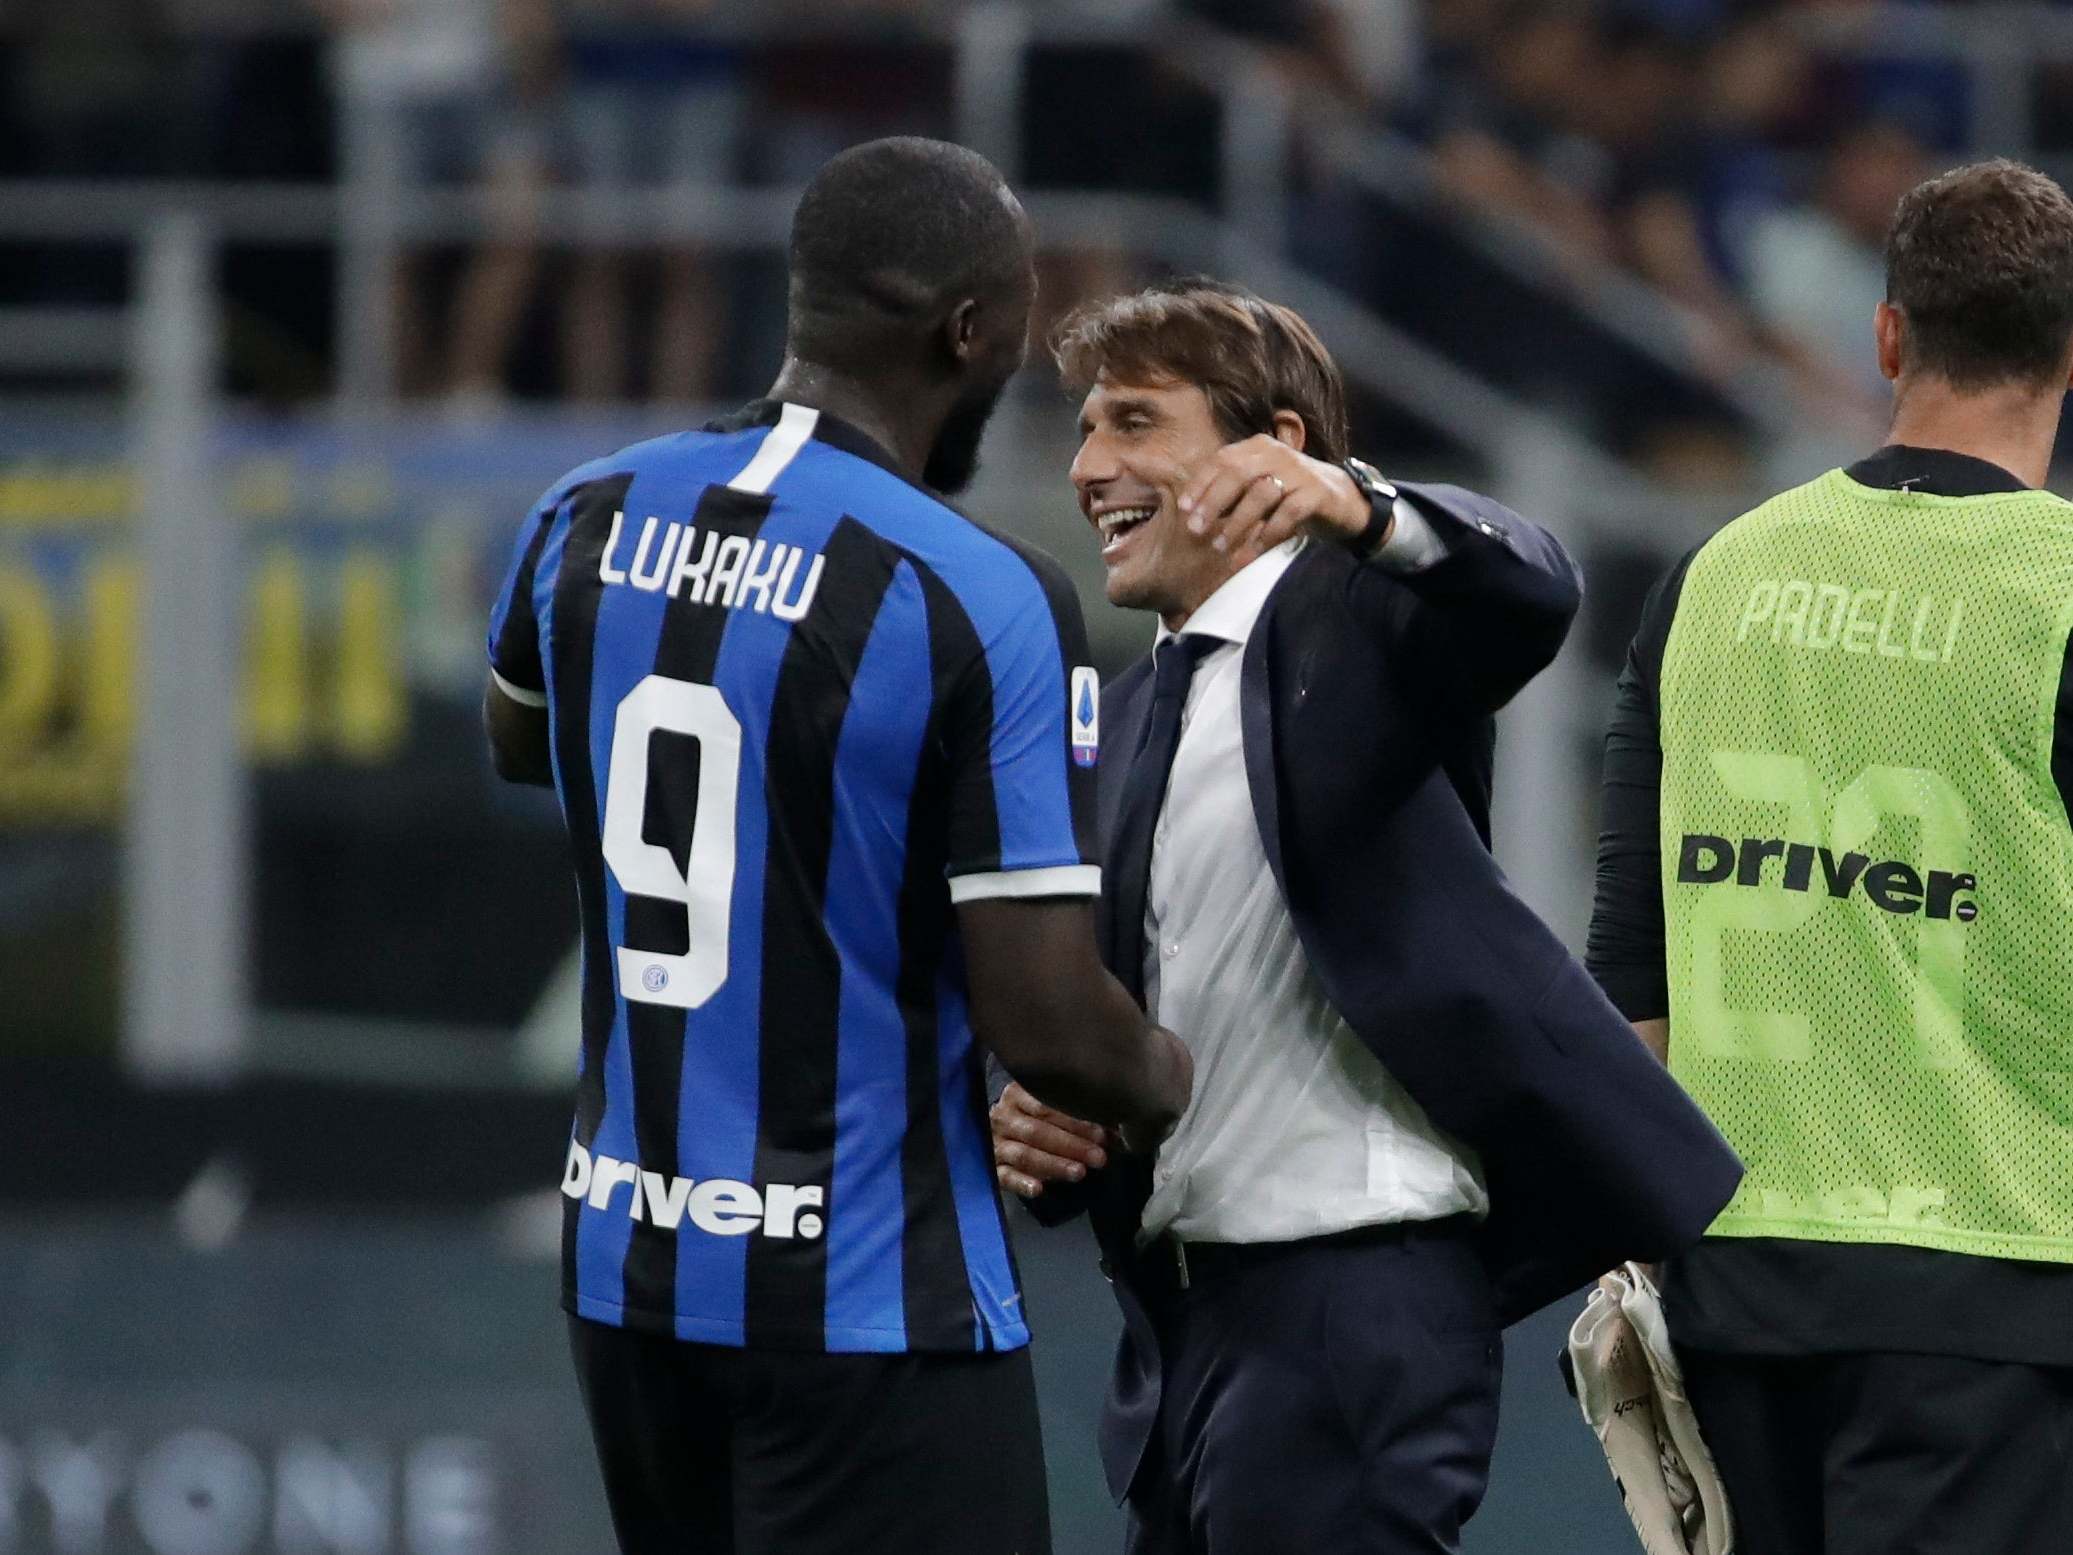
[1344,458,1393,501]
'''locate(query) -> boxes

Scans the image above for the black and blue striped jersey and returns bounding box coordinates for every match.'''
[488,400,1101,1353]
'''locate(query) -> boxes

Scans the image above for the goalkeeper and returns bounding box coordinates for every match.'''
[1585,159,2073,1555]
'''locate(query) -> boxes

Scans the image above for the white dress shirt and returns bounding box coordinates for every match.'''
[1137,518,1489,1247]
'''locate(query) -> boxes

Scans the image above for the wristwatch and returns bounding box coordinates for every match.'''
[1340,457,1399,558]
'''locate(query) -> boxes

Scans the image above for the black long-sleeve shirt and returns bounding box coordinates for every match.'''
[1584,444,2073,1366]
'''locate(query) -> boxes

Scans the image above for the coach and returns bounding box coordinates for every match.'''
[991,277,1742,1553]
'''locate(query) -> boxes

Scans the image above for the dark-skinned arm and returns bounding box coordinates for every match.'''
[484,484,564,781]
[484,678,554,786]
[959,895,1191,1143]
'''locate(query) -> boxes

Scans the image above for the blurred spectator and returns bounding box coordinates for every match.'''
[1740,118,1929,413]
[555,0,745,403]
[4,0,190,314]
[2037,60,2073,157]
[1022,3,1220,343]
[11,0,177,177]
[1612,18,1807,379]
[1310,0,1955,461]
[1672,18,1812,284]
[319,0,557,405]
[1413,0,1508,102]
[1423,2,1622,266]
[1181,0,1415,110]
[747,0,950,185]
[1303,0,1420,110]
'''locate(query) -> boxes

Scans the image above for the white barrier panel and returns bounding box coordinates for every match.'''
[122,213,248,1084]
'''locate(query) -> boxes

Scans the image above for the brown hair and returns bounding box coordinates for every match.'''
[1886,159,2073,391]
[1051,277,1351,464]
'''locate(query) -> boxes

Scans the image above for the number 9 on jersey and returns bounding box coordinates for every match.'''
[601,674,742,1009]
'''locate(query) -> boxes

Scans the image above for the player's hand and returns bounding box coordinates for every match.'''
[991,1082,1109,1199]
[1178,435,1374,568]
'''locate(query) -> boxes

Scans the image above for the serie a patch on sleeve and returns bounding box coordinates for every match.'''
[1071,666,1100,768]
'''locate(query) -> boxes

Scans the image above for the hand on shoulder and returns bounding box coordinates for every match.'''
[1177,435,1374,568]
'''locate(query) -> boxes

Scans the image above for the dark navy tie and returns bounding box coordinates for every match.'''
[1108,634,1222,1006]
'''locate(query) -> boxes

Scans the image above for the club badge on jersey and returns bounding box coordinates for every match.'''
[1071,667,1100,768]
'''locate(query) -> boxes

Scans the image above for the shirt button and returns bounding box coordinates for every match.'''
[1163,943,1181,960]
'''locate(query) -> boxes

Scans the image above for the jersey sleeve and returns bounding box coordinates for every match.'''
[486,491,559,706]
[1585,545,1698,1021]
[942,553,1102,903]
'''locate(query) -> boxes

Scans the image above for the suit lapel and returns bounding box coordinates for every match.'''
[1092,658,1159,1251]
[1097,658,1154,967]
[1241,572,1292,904]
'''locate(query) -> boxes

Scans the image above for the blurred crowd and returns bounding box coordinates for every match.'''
[3,0,981,404]
[1392,0,1966,457]
[316,0,1003,405]
[2,0,2064,461]
[1189,0,2025,468]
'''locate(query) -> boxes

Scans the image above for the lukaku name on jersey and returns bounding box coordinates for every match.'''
[597,509,827,621]
[489,401,1101,1354]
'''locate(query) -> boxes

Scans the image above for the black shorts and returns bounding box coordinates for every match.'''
[1680,1348,2073,1555]
[568,1316,1053,1555]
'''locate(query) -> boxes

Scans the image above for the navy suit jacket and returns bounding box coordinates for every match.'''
[1031,480,1743,1503]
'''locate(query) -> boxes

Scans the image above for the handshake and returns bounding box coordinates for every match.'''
[988,1019,1192,1201]
[989,1081,1116,1200]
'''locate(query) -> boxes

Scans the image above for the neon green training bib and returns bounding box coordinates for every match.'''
[1661,467,2073,1263]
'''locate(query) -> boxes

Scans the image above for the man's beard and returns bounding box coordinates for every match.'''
[923,377,1010,494]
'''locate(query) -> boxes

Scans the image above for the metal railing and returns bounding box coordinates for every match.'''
[14,1,2070,425]
[11,167,1690,1078]
[1,0,1904,1077]
[1786,3,2073,179]
[1315,124,1826,444]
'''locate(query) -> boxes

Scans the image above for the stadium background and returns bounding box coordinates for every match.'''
[3,0,2067,1549]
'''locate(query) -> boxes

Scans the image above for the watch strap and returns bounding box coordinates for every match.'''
[1343,458,1399,558]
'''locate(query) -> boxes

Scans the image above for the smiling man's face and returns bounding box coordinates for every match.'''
[1071,375,1243,629]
